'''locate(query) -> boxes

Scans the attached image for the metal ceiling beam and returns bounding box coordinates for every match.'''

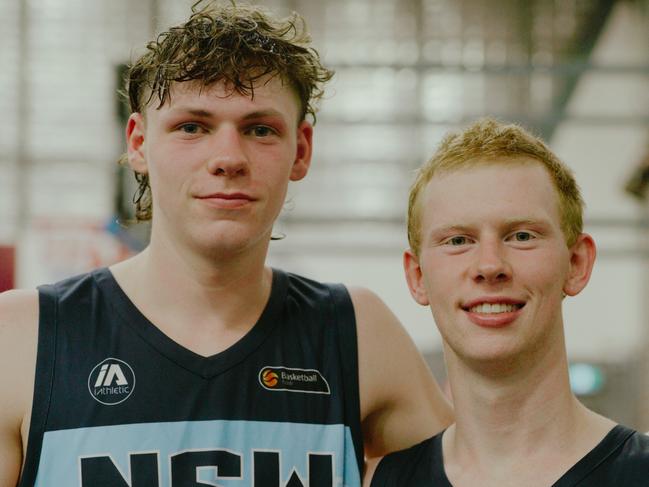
[316,114,649,127]
[541,0,618,141]
[326,62,649,75]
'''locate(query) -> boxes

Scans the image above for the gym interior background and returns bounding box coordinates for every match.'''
[0,0,648,427]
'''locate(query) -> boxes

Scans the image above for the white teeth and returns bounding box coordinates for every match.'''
[469,303,517,314]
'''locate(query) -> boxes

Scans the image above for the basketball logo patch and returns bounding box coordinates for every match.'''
[258,366,330,395]
[261,369,279,388]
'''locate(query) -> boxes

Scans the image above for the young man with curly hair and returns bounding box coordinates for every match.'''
[0,2,451,486]
[365,118,649,486]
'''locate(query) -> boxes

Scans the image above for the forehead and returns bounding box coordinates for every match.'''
[419,159,561,230]
[146,76,301,120]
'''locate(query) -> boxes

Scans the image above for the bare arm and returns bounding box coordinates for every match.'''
[0,290,38,485]
[351,287,453,458]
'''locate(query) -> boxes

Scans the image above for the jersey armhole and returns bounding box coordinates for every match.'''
[328,282,365,476]
[19,284,58,487]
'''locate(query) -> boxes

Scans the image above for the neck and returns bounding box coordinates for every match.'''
[110,227,273,356]
[448,339,576,444]
[442,333,615,486]
[147,224,271,290]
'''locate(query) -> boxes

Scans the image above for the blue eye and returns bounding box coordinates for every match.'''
[448,236,468,246]
[513,231,533,241]
[178,123,202,134]
[249,125,275,137]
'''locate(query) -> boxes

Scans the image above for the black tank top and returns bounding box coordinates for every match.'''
[372,425,649,486]
[20,267,363,486]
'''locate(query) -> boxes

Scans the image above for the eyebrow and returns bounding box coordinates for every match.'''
[501,218,551,229]
[241,109,286,120]
[428,224,474,238]
[183,108,212,118]
[168,107,286,121]
[428,218,550,237]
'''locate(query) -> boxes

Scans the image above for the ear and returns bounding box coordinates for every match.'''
[289,120,313,181]
[126,112,147,174]
[403,248,430,306]
[563,233,596,297]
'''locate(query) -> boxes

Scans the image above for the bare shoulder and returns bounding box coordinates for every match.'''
[0,288,39,413]
[347,285,426,383]
[0,287,39,310]
[347,286,394,323]
[0,288,40,346]
[347,286,410,391]
[347,286,408,348]
[347,285,429,389]
[0,288,39,344]
[0,289,39,482]
[347,286,452,457]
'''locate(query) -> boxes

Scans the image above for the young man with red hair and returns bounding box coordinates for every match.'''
[367,118,649,486]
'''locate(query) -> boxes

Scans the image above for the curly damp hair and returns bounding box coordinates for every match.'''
[121,0,334,221]
[407,118,585,256]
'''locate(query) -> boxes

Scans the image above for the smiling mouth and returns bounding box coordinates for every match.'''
[465,303,525,314]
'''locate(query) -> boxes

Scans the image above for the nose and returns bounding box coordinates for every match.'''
[471,239,512,284]
[206,126,248,177]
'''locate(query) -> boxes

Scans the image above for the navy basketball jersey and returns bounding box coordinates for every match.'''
[20,267,363,486]
[372,425,649,486]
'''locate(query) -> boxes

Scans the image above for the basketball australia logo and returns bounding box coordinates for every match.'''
[259,366,330,394]
[88,358,136,405]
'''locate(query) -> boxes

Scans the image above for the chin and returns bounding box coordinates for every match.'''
[198,227,270,256]
[447,338,529,369]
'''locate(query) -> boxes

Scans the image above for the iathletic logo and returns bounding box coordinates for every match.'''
[88,358,135,405]
[259,366,330,395]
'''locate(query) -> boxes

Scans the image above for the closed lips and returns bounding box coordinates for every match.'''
[198,192,254,200]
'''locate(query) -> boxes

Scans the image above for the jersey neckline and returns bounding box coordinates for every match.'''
[92,266,288,380]
[431,424,633,486]
[551,424,634,486]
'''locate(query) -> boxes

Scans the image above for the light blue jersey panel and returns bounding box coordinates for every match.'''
[34,420,361,487]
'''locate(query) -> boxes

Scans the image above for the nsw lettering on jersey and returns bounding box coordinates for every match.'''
[33,419,360,486]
